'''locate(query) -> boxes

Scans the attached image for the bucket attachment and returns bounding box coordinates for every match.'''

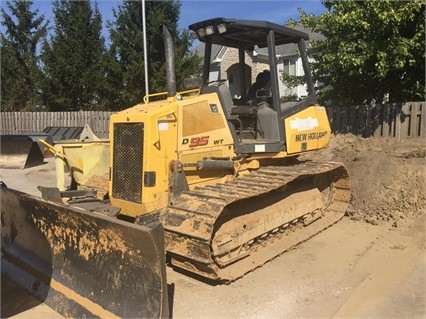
[1,186,169,318]
[0,135,45,169]
[39,137,110,193]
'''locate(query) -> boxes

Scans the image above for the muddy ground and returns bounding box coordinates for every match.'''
[1,134,425,318]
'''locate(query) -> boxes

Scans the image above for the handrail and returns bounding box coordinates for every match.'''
[144,89,201,104]
[143,92,168,104]
[174,88,200,99]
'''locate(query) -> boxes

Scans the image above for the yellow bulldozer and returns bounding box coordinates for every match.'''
[1,18,350,318]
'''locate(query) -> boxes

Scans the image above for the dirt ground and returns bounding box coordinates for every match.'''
[1,134,425,318]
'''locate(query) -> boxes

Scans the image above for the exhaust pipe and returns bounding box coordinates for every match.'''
[162,25,176,97]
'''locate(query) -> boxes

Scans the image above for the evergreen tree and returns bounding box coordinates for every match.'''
[41,0,106,111]
[1,0,47,111]
[104,0,200,110]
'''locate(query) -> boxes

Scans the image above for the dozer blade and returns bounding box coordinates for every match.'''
[1,186,169,318]
[0,135,44,169]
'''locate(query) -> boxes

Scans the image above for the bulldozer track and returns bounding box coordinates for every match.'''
[160,161,351,282]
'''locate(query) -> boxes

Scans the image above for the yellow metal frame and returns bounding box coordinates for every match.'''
[143,89,200,104]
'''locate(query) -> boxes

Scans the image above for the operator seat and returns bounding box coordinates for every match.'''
[201,81,257,117]
[246,70,271,106]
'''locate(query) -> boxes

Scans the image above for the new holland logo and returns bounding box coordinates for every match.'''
[289,117,319,131]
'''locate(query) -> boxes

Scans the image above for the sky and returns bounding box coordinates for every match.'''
[1,0,328,45]
[177,0,327,29]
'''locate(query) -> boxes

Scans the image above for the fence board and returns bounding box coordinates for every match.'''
[420,102,425,138]
[327,107,334,131]
[365,105,372,137]
[383,104,392,137]
[372,104,381,137]
[392,105,397,138]
[348,105,355,134]
[400,103,409,138]
[340,107,348,134]
[410,103,418,137]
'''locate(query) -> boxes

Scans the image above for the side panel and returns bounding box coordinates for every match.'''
[284,106,331,154]
[1,186,169,318]
[177,94,236,186]
[177,94,234,155]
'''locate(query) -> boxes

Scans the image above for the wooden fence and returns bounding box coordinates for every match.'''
[327,101,425,138]
[0,111,114,138]
[1,102,424,138]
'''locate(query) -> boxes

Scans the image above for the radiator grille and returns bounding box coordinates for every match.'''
[112,123,144,203]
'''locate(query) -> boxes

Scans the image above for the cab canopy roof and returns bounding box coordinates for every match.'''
[189,17,309,49]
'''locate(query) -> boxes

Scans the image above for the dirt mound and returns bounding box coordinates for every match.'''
[301,134,426,225]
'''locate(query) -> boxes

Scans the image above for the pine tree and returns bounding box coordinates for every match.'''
[104,0,200,110]
[40,0,106,111]
[1,0,47,111]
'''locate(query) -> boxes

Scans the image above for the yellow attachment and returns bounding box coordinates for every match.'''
[39,138,109,192]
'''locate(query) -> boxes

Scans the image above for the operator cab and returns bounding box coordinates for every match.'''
[189,17,318,154]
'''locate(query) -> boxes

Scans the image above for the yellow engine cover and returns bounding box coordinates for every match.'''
[284,106,331,154]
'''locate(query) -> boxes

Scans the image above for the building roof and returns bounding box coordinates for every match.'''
[194,43,225,63]
[271,26,324,57]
